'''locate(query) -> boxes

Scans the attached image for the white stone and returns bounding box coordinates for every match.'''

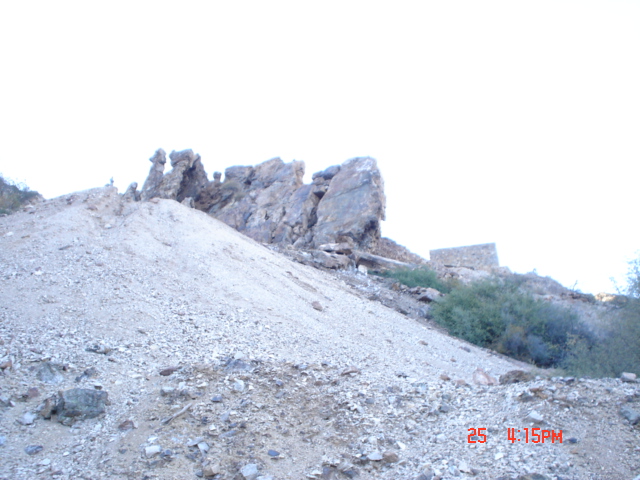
[19,412,37,425]
[528,410,544,423]
[367,451,383,461]
[145,445,162,457]
[621,372,637,383]
[241,463,259,480]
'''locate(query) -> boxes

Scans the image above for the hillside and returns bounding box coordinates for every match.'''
[0,187,639,480]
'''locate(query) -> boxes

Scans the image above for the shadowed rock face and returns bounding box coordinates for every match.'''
[135,151,386,251]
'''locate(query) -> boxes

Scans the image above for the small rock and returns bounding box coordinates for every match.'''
[27,387,39,399]
[527,410,544,423]
[85,344,111,355]
[186,437,203,447]
[440,374,450,381]
[620,405,640,425]
[56,388,109,425]
[36,362,64,384]
[267,449,280,457]
[197,442,209,454]
[160,386,175,396]
[145,445,162,457]
[500,369,533,384]
[621,372,637,383]
[416,469,435,480]
[203,463,221,477]
[416,288,444,303]
[118,419,136,431]
[341,366,361,376]
[458,461,471,473]
[211,395,223,403]
[312,301,323,311]
[18,412,37,425]
[159,366,179,376]
[241,463,260,480]
[382,450,399,463]
[224,358,253,373]
[75,367,98,383]
[233,379,246,392]
[367,451,383,461]
[472,368,498,386]
[25,445,43,455]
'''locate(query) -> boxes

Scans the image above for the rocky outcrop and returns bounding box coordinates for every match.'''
[139,149,208,203]
[140,149,166,201]
[136,151,387,253]
[311,157,385,249]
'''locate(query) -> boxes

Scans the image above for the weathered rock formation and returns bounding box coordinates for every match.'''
[131,150,387,257]
[140,149,208,203]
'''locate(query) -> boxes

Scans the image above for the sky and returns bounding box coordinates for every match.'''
[1,1,639,294]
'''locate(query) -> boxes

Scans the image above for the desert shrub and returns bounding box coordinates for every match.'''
[377,267,452,293]
[563,256,640,377]
[0,174,40,215]
[563,309,640,377]
[431,277,589,367]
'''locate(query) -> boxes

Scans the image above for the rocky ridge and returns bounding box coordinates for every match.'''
[131,149,386,258]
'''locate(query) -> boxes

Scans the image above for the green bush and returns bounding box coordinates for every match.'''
[431,277,589,367]
[377,267,452,293]
[563,256,640,377]
[0,174,40,215]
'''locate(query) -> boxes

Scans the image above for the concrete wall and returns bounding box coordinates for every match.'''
[429,243,499,270]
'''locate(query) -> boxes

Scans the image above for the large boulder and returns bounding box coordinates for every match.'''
[210,158,305,243]
[312,157,386,249]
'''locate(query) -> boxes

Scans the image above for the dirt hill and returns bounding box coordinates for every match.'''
[0,187,638,480]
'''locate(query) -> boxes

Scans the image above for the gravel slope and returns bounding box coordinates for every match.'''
[0,187,638,480]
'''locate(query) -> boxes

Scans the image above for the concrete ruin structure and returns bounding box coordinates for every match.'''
[429,243,499,271]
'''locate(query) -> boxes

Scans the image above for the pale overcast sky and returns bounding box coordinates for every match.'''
[1,1,639,294]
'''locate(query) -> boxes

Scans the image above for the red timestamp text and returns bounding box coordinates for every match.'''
[467,428,563,444]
